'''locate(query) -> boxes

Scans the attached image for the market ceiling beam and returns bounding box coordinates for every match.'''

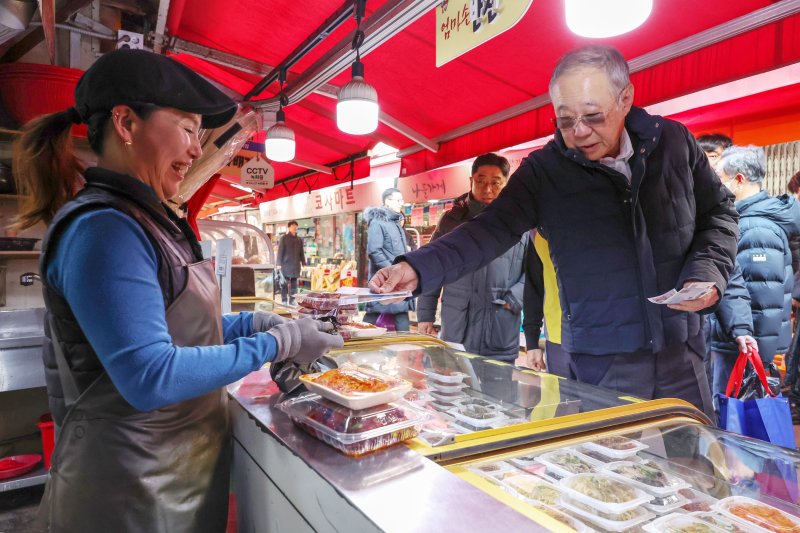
[397,0,800,159]
[1,0,92,63]
[287,159,333,174]
[253,0,441,110]
[286,119,363,156]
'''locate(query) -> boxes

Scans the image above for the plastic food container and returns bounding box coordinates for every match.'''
[428,380,469,393]
[680,488,719,513]
[450,405,507,428]
[715,496,800,533]
[451,397,500,410]
[279,393,426,457]
[469,460,517,478]
[642,492,690,514]
[558,473,654,514]
[425,368,467,384]
[574,444,643,464]
[338,322,388,340]
[299,367,411,410]
[501,473,562,506]
[643,513,726,532]
[535,449,601,479]
[526,502,592,533]
[581,435,648,459]
[428,389,466,404]
[689,512,753,533]
[560,495,655,532]
[602,461,690,496]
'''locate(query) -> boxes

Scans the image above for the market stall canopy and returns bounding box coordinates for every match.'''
[160,0,800,208]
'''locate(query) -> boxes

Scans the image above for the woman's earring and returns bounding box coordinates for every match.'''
[125,140,132,147]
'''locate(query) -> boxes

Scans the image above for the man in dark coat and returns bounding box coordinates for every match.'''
[277,220,305,305]
[713,145,800,392]
[417,153,527,360]
[363,188,414,331]
[370,45,739,418]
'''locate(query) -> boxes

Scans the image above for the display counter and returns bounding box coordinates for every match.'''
[230,297,295,317]
[229,335,799,532]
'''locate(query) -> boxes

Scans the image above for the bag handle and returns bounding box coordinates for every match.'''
[725,348,775,398]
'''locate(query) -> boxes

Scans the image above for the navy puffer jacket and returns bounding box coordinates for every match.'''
[735,191,800,359]
[399,107,739,356]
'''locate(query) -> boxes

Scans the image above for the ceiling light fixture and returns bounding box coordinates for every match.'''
[337,0,379,135]
[265,69,296,162]
[565,0,653,38]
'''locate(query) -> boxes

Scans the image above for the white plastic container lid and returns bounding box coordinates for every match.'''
[642,512,726,533]
[688,512,754,533]
[428,380,469,393]
[428,389,467,404]
[535,449,601,479]
[558,473,654,514]
[602,460,691,496]
[501,473,563,506]
[299,366,411,410]
[642,492,690,514]
[715,496,800,533]
[424,368,467,384]
[525,502,593,533]
[581,435,649,459]
[560,495,654,532]
[449,405,507,428]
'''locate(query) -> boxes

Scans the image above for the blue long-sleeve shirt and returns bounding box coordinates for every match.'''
[45,208,278,411]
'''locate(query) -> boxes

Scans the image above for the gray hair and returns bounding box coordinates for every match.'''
[549,45,630,99]
[718,145,767,184]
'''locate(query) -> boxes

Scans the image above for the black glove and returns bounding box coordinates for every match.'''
[252,311,288,332]
[268,318,343,365]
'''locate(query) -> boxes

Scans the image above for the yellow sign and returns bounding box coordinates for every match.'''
[436,0,534,67]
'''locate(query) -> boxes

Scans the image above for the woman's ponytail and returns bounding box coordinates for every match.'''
[11,109,83,230]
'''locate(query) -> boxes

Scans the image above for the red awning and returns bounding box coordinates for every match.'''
[161,0,799,206]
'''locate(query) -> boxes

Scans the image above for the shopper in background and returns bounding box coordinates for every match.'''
[11,49,343,532]
[277,220,305,305]
[784,171,800,411]
[363,188,414,331]
[522,231,569,376]
[697,133,733,167]
[417,153,527,361]
[713,145,800,394]
[370,45,739,418]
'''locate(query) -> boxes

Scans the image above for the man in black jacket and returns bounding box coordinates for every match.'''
[370,45,739,418]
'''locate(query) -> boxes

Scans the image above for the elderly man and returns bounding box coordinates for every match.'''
[712,146,800,396]
[417,153,527,361]
[371,45,739,417]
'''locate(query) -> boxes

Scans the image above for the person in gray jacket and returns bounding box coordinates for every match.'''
[363,189,413,331]
[277,220,305,305]
[714,145,800,389]
[417,153,527,360]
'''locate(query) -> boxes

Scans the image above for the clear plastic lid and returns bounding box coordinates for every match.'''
[449,404,508,428]
[602,461,691,496]
[643,513,726,533]
[689,512,753,533]
[536,449,601,478]
[278,393,426,456]
[299,365,411,410]
[526,502,592,533]
[559,473,654,514]
[679,488,719,513]
[642,492,690,514]
[715,496,800,533]
[581,435,649,459]
[469,460,517,477]
[560,495,654,532]
[429,380,469,393]
[428,389,467,404]
[501,473,562,506]
[295,288,412,310]
[424,368,467,384]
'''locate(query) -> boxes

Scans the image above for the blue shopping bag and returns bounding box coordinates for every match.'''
[717,349,796,450]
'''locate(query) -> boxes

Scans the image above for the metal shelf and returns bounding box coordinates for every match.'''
[0,465,49,493]
[0,251,40,259]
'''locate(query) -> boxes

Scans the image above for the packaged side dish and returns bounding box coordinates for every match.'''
[602,460,690,496]
[574,445,643,464]
[501,473,562,506]
[680,488,719,513]
[450,405,507,428]
[338,322,388,340]
[424,368,467,384]
[581,435,649,459]
[428,380,469,393]
[642,513,725,533]
[715,496,800,533]
[535,449,601,479]
[689,512,753,533]
[279,394,426,457]
[299,366,411,409]
[643,492,691,514]
[560,495,654,532]
[526,502,592,533]
[558,473,654,514]
[469,460,517,478]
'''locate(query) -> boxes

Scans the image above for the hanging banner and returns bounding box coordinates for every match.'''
[240,153,275,190]
[436,0,534,67]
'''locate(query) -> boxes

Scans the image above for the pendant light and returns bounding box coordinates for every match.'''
[265,70,296,162]
[336,0,379,135]
[565,0,653,38]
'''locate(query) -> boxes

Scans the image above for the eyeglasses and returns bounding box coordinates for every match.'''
[551,111,609,131]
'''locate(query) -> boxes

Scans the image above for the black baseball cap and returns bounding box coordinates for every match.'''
[74,49,237,129]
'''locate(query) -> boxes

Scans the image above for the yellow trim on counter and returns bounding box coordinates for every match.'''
[407,398,706,457]
[450,466,576,532]
[619,395,646,403]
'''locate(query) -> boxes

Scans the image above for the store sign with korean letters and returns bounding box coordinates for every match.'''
[436,0,534,67]
[259,178,394,223]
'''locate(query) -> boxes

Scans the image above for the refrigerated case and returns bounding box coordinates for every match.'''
[229,335,800,533]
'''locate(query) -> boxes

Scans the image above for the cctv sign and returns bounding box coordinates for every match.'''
[240,155,275,190]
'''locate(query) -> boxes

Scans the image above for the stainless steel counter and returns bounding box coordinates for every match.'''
[229,369,545,533]
[0,308,45,392]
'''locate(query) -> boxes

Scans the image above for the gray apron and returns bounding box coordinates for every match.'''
[40,254,229,533]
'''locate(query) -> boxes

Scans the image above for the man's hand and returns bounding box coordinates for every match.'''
[667,281,720,312]
[369,262,419,293]
[417,322,436,336]
[793,298,800,309]
[524,349,546,371]
[735,335,758,354]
